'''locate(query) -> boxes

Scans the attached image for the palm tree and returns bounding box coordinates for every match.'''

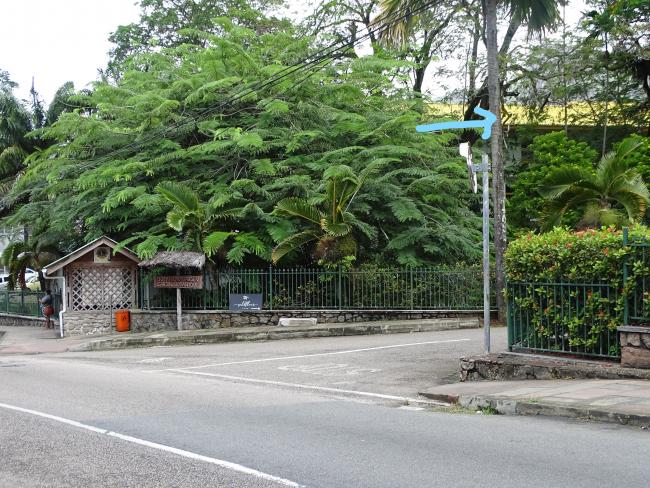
[0,85,32,194]
[375,0,561,320]
[271,165,374,265]
[1,236,59,290]
[154,181,267,264]
[540,139,650,230]
[485,0,560,318]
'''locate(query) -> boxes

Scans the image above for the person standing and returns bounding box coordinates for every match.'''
[40,289,54,329]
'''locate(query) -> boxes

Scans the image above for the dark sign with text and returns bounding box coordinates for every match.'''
[229,294,262,311]
[154,275,203,289]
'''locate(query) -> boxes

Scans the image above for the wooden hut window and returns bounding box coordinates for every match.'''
[70,266,135,311]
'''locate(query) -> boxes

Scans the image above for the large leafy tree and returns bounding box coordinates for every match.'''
[584,0,650,126]
[9,10,483,269]
[484,0,561,319]
[540,138,650,229]
[106,0,288,77]
[0,72,33,199]
[372,0,562,318]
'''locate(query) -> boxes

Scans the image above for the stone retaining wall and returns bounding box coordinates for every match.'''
[63,311,113,335]
[0,312,51,328]
[62,309,484,336]
[618,326,650,369]
[129,310,481,333]
[458,352,650,381]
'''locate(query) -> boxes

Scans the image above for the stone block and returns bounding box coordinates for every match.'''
[628,333,641,347]
[621,346,650,369]
[642,334,650,349]
[278,317,318,327]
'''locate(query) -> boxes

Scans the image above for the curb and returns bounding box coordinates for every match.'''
[418,391,650,428]
[459,352,650,381]
[67,319,479,352]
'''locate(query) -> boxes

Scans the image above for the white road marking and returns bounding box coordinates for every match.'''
[165,370,446,406]
[147,338,471,372]
[0,402,108,434]
[0,402,301,487]
[138,357,173,363]
[277,363,381,377]
[398,406,425,411]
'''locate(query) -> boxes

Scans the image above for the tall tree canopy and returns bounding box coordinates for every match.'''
[12,18,482,267]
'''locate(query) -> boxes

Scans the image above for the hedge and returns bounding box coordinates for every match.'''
[505,226,650,356]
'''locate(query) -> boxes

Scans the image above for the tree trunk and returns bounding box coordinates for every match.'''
[484,0,507,322]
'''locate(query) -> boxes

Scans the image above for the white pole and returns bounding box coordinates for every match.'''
[43,273,66,338]
[482,152,491,353]
[59,276,66,338]
[176,287,182,331]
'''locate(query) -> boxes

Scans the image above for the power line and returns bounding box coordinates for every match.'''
[75,0,440,171]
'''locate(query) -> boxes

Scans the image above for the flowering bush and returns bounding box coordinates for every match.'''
[505,226,650,357]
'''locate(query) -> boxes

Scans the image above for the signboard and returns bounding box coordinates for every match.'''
[154,275,203,289]
[229,294,262,311]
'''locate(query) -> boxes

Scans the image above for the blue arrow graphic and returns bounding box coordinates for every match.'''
[416,107,497,140]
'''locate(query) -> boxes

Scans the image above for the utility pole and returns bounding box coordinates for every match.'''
[460,142,490,353]
[418,108,496,354]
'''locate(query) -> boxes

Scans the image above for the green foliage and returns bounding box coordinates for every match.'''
[508,132,598,231]
[540,138,650,230]
[506,226,650,356]
[616,134,650,188]
[0,235,59,290]
[7,19,483,268]
[505,226,632,283]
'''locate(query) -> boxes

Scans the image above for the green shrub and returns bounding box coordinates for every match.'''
[508,132,598,232]
[505,226,650,356]
[505,227,635,283]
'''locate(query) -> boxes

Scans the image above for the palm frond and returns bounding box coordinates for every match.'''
[274,198,322,226]
[272,230,319,264]
[156,181,200,212]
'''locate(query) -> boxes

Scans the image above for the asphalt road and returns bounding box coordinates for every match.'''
[1,327,649,487]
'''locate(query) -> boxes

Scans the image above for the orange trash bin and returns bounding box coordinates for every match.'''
[115,309,130,332]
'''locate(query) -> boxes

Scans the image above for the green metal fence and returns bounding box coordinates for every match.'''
[507,281,620,358]
[623,228,650,326]
[0,290,62,318]
[140,267,493,311]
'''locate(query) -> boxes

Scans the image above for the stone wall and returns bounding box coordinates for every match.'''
[129,310,481,333]
[61,309,483,336]
[63,311,113,336]
[0,312,51,327]
[619,326,650,369]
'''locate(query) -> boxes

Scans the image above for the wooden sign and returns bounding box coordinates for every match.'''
[154,275,203,289]
[229,294,263,311]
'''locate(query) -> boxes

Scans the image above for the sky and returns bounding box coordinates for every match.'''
[0,0,140,103]
[0,0,589,106]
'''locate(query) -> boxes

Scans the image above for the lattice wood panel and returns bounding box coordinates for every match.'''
[70,266,134,311]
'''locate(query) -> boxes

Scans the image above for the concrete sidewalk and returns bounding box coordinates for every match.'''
[0,317,477,354]
[420,379,650,428]
[0,326,92,354]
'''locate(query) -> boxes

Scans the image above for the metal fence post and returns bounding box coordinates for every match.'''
[410,267,414,310]
[506,281,512,351]
[5,288,8,313]
[338,266,342,310]
[203,268,207,310]
[623,226,629,326]
[268,265,273,311]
